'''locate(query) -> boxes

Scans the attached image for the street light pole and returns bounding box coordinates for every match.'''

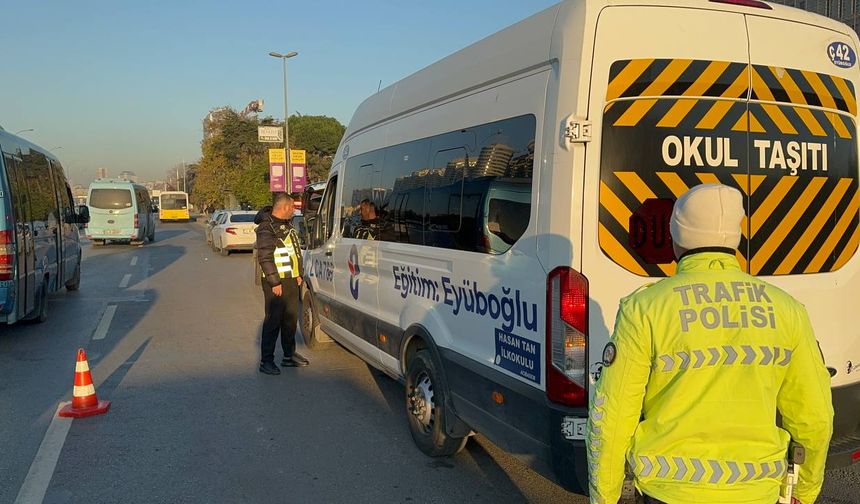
[269,51,298,162]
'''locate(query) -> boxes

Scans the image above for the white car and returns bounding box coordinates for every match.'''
[211,211,257,256]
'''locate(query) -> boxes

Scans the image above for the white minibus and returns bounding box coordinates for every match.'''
[303,0,860,492]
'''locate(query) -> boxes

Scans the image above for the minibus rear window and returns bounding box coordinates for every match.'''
[89,189,132,209]
[230,214,255,223]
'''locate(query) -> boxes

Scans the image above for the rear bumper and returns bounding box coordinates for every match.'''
[441,348,588,495]
[224,243,253,251]
[87,230,139,240]
[827,381,860,469]
[223,236,254,250]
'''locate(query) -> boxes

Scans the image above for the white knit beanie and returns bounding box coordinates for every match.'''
[670,184,744,251]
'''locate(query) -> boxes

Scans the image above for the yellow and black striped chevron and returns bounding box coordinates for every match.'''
[607,59,857,116]
[599,65,859,278]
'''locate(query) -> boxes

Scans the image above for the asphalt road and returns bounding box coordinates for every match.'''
[0,221,858,504]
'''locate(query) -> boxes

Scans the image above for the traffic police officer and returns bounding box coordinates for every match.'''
[587,184,833,504]
[255,193,308,375]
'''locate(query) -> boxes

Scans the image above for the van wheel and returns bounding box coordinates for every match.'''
[26,280,49,323]
[405,350,468,457]
[66,260,81,291]
[301,287,322,349]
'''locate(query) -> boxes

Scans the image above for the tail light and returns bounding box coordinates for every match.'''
[546,267,588,407]
[226,227,238,235]
[0,230,15,281]
[134,214,139,229]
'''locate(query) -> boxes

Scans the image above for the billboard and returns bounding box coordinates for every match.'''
[258,126,284,143]
[268,149,287,192]
[290,149,307,193]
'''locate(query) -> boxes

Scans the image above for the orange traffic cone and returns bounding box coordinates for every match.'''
[58,349,110,418]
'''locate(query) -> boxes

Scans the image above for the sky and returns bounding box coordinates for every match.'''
[0,0,558,186]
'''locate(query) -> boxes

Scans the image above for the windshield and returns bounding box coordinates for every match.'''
[230,214,255,223]
[161,195,187,210]
[89,189,133,210]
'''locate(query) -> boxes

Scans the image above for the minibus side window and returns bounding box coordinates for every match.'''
[317,175,339,244]
[379,138,431,245]
[4,154,26,229]
[349,114,536,253]
[49,161,73,222]
[21,150,54,224]
[340,152,380,239]
[425,147,467,242]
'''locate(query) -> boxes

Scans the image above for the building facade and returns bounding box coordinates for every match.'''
[769,0,860,34]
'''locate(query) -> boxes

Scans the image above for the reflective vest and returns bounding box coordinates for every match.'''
[587,252,833,504]
[270,231,301,279]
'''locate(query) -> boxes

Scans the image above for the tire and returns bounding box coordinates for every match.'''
[66,259,81,291]
[405,350,468,457]
[26,279,49,323]
[301,287,322,349]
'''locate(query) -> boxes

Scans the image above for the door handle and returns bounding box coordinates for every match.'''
[325,250,333,257]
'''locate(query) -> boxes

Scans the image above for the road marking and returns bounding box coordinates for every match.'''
[92,305,117,341]
[130,256,138,266]
[14,402,73,504]
[119,274,132,288]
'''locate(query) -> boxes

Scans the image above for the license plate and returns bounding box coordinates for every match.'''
[104,229,120,235]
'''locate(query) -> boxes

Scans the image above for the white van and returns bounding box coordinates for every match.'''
[302,0,860,493]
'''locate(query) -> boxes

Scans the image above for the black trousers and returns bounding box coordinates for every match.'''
[260,279,300,364]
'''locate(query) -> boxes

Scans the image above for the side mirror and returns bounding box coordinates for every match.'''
[77,205,90,224]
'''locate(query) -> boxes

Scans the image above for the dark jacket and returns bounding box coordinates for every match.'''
[255,210,304,287]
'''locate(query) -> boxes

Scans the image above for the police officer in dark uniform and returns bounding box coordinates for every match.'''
[254,193,309,375]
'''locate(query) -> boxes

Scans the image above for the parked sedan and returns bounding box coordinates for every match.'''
[211,211,257,256]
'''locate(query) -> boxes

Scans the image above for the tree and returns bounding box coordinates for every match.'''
[288,114,346,183]
[193,108,345,210]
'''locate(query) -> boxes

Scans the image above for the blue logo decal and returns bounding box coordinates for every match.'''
[828,42,856,69]
[348,245,360,300]
[493,328,540,384]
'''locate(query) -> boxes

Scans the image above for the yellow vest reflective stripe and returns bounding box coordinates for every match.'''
[272,236,300,279]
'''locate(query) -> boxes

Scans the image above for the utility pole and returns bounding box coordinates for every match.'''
[269,51,299,190]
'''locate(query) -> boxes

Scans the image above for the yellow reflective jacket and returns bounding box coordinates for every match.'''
[587,252,833,504]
